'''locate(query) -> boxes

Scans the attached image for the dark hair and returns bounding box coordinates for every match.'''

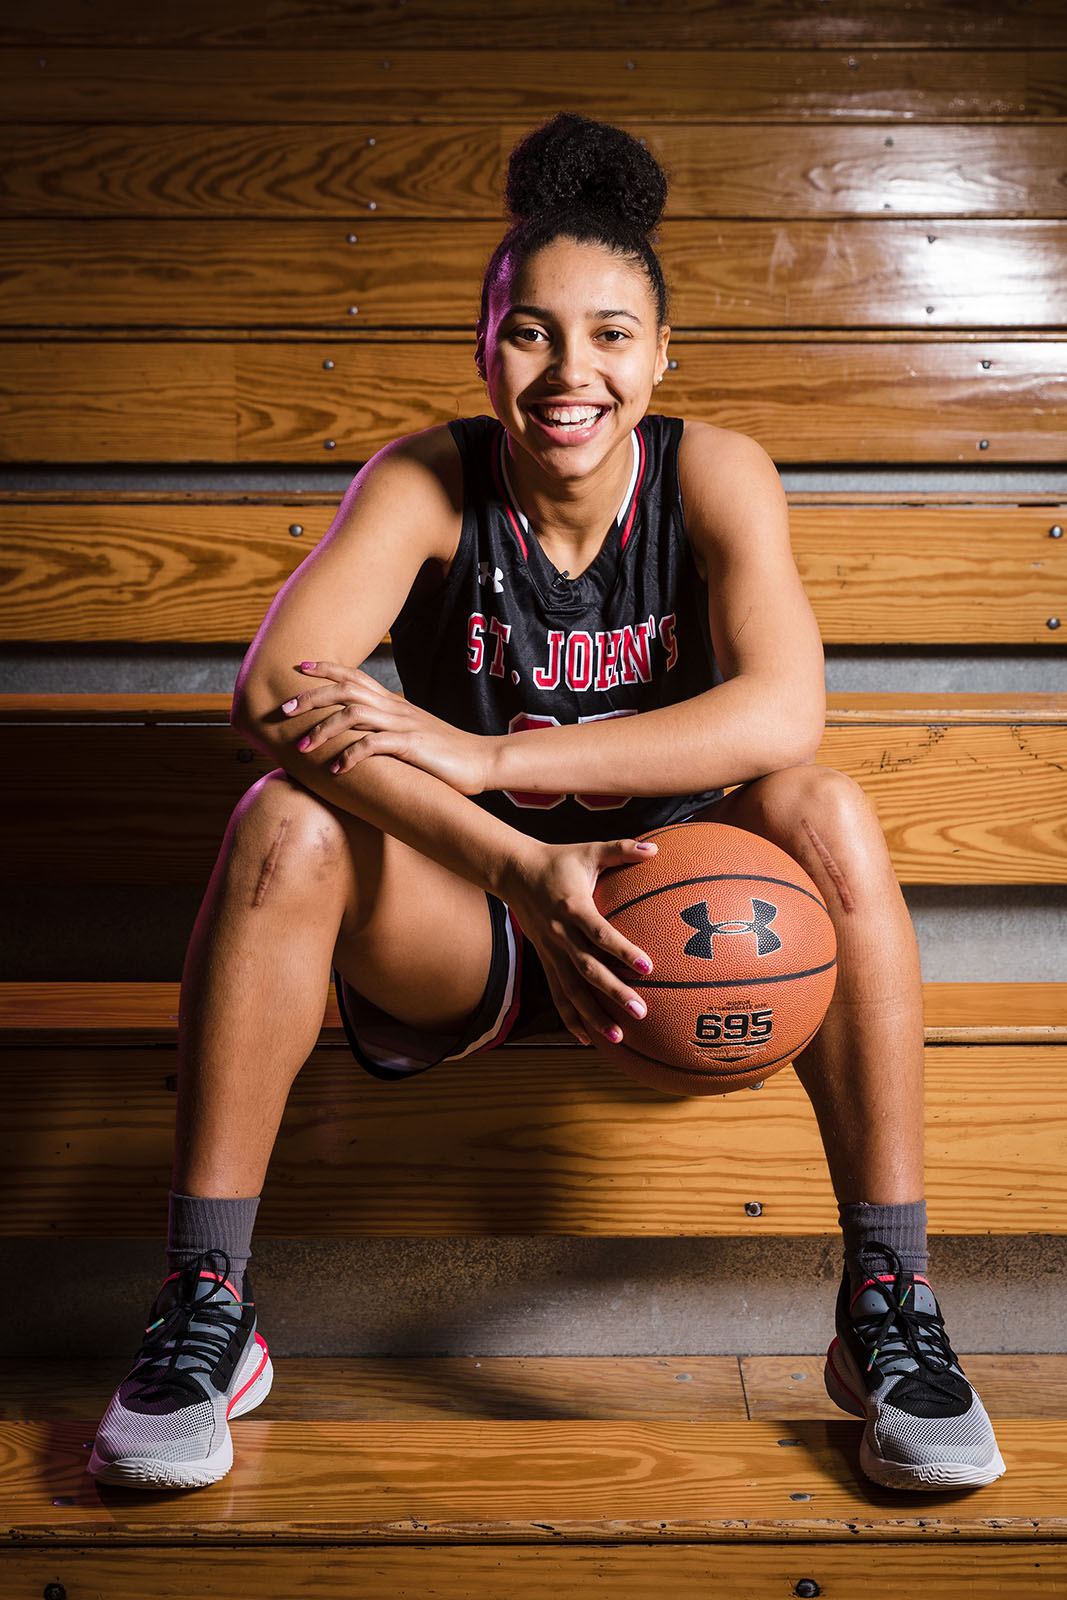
[479,113,669,327]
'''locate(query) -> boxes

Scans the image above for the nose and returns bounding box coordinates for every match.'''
[547,336,592,391]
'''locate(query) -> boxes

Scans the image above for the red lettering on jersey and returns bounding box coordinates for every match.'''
[532,629,564,690]
[488,615,512,678]
[503,709,636,812]
[467,612,486,674]
[565,631,593,691]
[659,612,678,671]
[619,620,653,685]
[594,629,623,691]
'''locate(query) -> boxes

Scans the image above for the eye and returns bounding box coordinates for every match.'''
[512,326,547,345]
[598,328,629,344]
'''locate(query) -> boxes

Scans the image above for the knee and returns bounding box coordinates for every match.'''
[755,765,890,878]
[224,769,352,899]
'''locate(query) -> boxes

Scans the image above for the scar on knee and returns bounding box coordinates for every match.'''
[252,816,291,908]
[800,817,857,913]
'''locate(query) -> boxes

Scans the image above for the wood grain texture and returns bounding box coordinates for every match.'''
[0,1043,1062,1237]
[5,1352,1067,1424]
[3,499,1064,644]
[4,1544,1067,1599]
[3,1418,1066,1541]
[742,1353,1067,1421]
[6,123,1066,221]
[7,219,1067,331]
[7,0,1067,50]
[0,1355,749,1422]
[3,340,1064,462]
[4,50,1067,124]
[3,716,1064,885]
[2,981,1062,1045]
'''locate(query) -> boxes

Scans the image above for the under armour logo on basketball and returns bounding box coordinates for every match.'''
[680,898,783,960]
[479,562,504,593]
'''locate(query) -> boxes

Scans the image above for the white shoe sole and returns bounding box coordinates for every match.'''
[89,1333,273,1490]
[825,1337,1006,1491]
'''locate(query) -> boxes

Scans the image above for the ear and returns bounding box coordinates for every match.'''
[653,325,671,387]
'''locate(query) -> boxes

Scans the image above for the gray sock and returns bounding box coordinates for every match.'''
[167,1190,260,1286]
[838,1198,929,1299]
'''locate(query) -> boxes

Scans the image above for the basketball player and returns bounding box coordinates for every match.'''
[90,115,1004,1494]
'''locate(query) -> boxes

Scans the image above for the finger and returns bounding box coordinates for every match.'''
[329,731,405,775]
[592,838,659,974]
[296,708,358,752]
[282,685,353,717]
[569,938,648,1027]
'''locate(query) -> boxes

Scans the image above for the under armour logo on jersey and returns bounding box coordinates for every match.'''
[680,898,782,960]
[479,562,504,593]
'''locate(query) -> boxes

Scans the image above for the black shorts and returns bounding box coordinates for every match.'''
[334,894,562,1081]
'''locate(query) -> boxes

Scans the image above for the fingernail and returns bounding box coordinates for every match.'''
[298,735,311,751]
[300,660,316,671]
[282,698,298,713]
[635,841,656,852]
[634,957,652,974]
[627,1001,646,1019]
[605,1025,623,1044]
[330,761,342,774]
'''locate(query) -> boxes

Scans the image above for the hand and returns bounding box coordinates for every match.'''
[502,836,658,1048]
[280,661,493,794]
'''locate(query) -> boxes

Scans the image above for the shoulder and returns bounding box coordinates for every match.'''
[675,421,788,569]
[331,422,466,565]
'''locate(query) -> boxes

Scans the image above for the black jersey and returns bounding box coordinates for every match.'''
[390,412,724,845]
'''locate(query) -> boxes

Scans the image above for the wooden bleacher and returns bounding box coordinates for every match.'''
[2,1,1066,1593]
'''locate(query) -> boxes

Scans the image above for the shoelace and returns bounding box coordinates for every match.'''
[852,1244,961,1390]
[129,1250,246,1405]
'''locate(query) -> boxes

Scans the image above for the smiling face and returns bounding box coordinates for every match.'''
[478,235,670,487]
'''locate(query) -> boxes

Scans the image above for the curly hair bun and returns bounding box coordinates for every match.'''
[504,112,666,237]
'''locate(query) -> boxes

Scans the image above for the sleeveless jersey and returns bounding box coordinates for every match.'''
[390,412,724,845]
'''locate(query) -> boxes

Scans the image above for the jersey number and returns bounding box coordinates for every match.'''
[504,710,636,811]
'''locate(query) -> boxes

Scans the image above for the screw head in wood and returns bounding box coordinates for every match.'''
[289,524,304,537]
[978,439,989,449]
[1050,525,1063,538]
[1048,618,1061,630]
[324,439,336,449]
[795,1583,821,1598]
[322,359,335,370]
[744,1200,763,1217]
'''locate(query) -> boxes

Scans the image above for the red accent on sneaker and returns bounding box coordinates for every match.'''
[227,1332,270,1417]
[827,1336,866,1410]
[849,1271,931,1313]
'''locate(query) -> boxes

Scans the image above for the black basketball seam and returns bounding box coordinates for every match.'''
[631,956,837,989]
[602,872,831,920]
[604,1018,825,1080]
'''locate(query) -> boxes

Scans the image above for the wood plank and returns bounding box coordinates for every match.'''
[2,982,1062,1046]
[0,1044,1062,1237]
[7,0,1067,51]
[7,123,1067,221]
[6,691,1065,722]
[3,717,1063,885]
[4,1544,1067,1600]
[8,220,1067,332]
[0,1356,749,1423]
[4,50,1066,125]
[3,340,1064,463]
[3,499,1064,645]
[743,1353,1067,1421]
[5,1353,1066,1425]
[3,1418,1065,1541]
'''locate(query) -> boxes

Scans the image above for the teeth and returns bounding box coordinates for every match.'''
[538,406,603,426]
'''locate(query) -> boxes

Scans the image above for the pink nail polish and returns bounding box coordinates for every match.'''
[605,1026,622,1044]
[634,957,652,974]
[298,735,311,751]
[282,698,298,713]
[300,660,316,671]
[627,1001,645,1019]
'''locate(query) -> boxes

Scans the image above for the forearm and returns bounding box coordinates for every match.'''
[237,709,540,901]
[489,676,825,798]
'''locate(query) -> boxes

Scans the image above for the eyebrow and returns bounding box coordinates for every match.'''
[504,303,644,325]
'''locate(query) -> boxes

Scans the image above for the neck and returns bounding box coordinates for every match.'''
[503,431,636,553]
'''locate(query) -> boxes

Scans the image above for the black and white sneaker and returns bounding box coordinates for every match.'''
[89,1250,273,1489]
[824,1242,1005,1490]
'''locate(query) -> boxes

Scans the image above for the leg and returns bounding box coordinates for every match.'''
[175,767,498,1196]
[706,764,924,1206]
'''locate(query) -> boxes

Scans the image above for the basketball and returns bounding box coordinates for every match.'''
[593,821,837,1096]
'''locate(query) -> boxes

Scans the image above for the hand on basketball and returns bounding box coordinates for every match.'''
[280,661,492,795]
[503,838,657,1049]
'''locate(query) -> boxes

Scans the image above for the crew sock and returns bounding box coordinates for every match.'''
[166,1190,260,1286]
[838,1198,929,1300]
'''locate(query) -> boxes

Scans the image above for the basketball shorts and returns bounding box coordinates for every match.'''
[334,894,563,1081]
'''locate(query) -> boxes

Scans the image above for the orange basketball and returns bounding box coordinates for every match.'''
[592,821,837,1096]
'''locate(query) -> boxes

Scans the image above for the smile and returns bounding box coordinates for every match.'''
[532,404,608,428]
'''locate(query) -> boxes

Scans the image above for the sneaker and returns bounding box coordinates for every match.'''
[88,1250,273,1489]
[824,1242,1006,1490]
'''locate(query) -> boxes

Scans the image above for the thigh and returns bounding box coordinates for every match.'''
[329,802,496,1036]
